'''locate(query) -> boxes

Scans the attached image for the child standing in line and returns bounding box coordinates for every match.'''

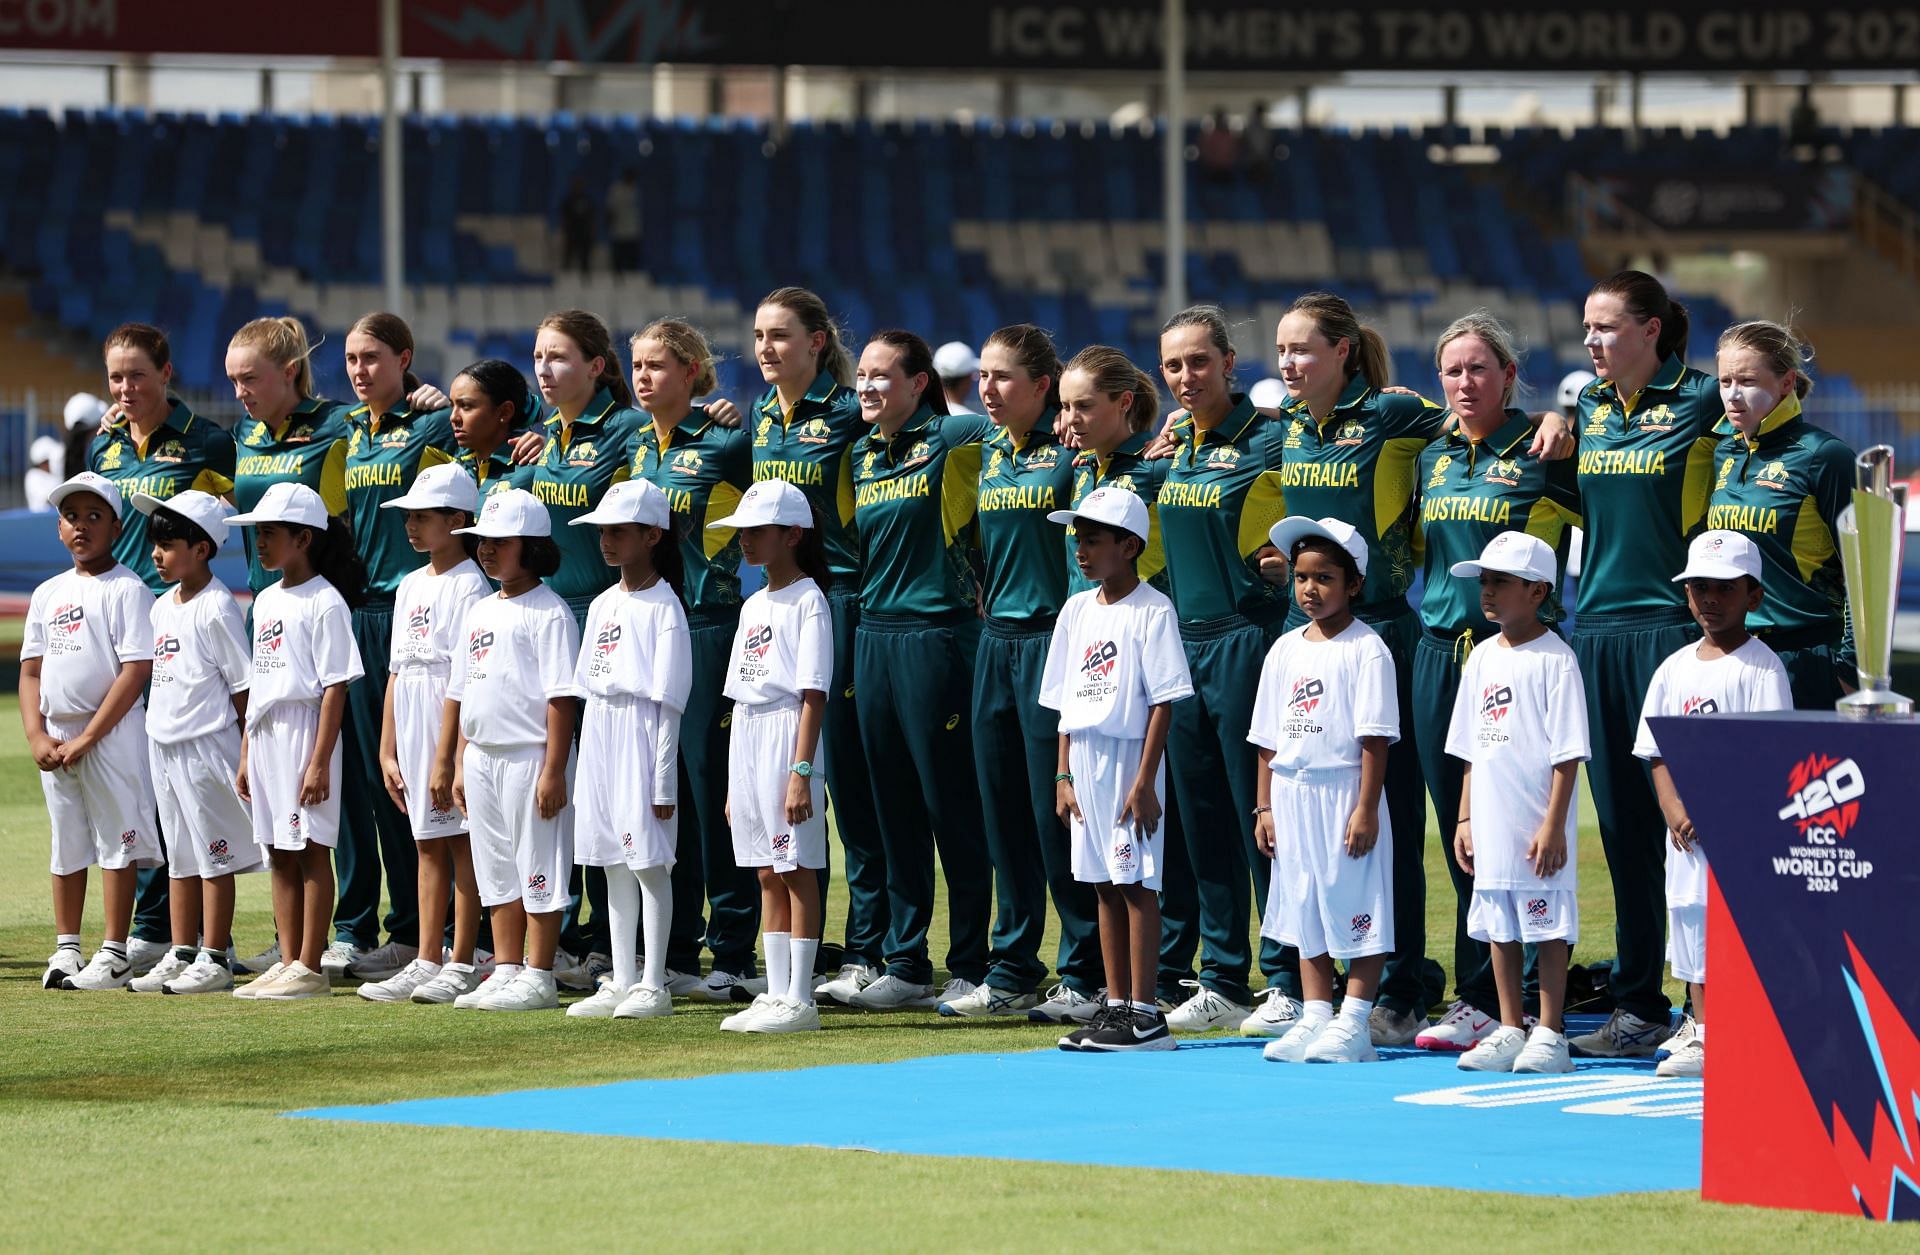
[361,463,495,1004]
[714,480,831,1035]
[1252,517,1399,1065]
[22,472,162,990]
[228,482,369,1001]
[1445,531,1591,1073]
[129,490,259,995]
[1633,531,1791,1079]
[1041,486,1193,1053]
[441,489,581,1012]
[565,480,692,1022]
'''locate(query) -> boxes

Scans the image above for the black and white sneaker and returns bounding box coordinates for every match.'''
[1058,1004,1125,1052]
[1082,1007,1176,1053]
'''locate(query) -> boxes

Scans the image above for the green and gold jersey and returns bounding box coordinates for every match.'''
[527,387,641,602]
[851,406,996,617]
[1064,431,1172,594]
[88,398,237,593]
[976,406,1076,623]
[343,401,459,602]
[628,406,753,618]
[1574,354,1721,616]
[1414,409,1583,636]
[751,375,864,583]
[1158,395,1289,626]
[455,443,525,501]
[232,397,355,594]
[1276,375,1447,615]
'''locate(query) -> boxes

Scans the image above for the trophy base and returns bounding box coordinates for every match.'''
[1837,688,1915,720]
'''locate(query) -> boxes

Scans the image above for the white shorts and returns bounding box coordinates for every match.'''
[574,693,677,870]
[464,743,574,911]
[1067,731,1164,890]
[43,710,162,876]
[1668,903,1706,984]
[150,725,261,879]
[728,700,825,872]
[1469,887,1579,945]
[1259,768,1394,960]
[392,668,466,840]
[247,700,342,852]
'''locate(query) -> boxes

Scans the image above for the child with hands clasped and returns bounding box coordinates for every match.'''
[229,482,369,1000]
[1041,486,1193,1053]
[1251,517,1399,1065]
[1633,531,1790,1079]
[440,489,582,1012]
[1445,531,1591,1073]
[23,473,163,990]
[564,479,692,1022]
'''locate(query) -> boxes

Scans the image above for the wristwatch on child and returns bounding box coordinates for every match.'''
[790,761,814,778]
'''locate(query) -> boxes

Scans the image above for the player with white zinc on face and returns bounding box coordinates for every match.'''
[1041,486,1193,1052]
[564,479,692,1022]
[1252,518,1399,1065]
[1633,531,1791,1079]
[1445,532,1590,1074]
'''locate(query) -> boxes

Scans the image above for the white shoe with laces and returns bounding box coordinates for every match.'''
[1655,1017,1705,1078]
[1263,1017,1327,1062]
[566,979,629,1018]
[126,937,171,975]
[476,968,559,1011]
[319,940,367,978]
[233,962,288,999]
[613,985,673,1019]
[1513,1025,1575,1073]
[1238,987,1303,1037]
[257,961,330,1000]
[813,963,879,1006]
[1305,1016,1381,1063]
[1569,1008,1672,1058]
[663,968,707,998]
[1458,1024,1529,1072]
[1028,983,1104,1024]
[691,969,766,1004]
[846,973,937,1010]
[1415,1000,1500,1051]
[236,941,282,974]
[63,947,134,990]
[721,994,780,1032]
[555,951,612,992]
[745,997,822,1033]
[916,977,977,1011]
[1166,981,1252,1032]
[42,947,84,989]
[454,966,523,1008]
[163,955,234,995]
[347,941,419,982]
[412,963,482,1004]
[939,982,1038,1017]
[357,958,442,1003]
[1369,1004,1426,1047]
[130,950,192,993]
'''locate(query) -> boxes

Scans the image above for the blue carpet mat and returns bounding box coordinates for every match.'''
[293,1025,1701,1197]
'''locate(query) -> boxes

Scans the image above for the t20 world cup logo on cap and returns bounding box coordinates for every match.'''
[1079,640,1118,680]
[1778,753,1865,839]
[1289,677,1323,713]
[744,624,773,660]
[1480,684,1512,721]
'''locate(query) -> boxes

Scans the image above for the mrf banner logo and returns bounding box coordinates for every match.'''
[1778,753,1864,839]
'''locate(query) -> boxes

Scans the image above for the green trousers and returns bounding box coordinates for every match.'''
[1766,629,1847,710]
[335,603,419,948]
[827,588,885,968]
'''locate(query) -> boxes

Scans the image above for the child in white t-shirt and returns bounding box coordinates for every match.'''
[1250,517,1399,1065]
[1630,530,1791,1079]
[442,489,581,1012]
[130,490,259,996]
[21,473,161,991]
[565,480,692,1022]
[713,480,834,1035]
[1041,486,1193,1053]
[229,482,370,1001]
[1445,530,1590,1074]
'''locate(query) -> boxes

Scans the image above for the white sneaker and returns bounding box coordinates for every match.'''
[130,949,192,992]
[320,941,368,977]
[163,955,233,995]
[937,981,1035,1017]
[813,963,879,1006]
[477,968,559,1011]
[566,979,629,1018]
[1369,1004,1426,1047]
[454,966,523,1008]
[915,977,978,1011]
[1305,1016,1381,1063]
[847,973,937,1010]
[257,961,331,1000]
[1029,983,1104,1024]
[691,969,766,1004]
[1458,1024,1530,1072]
[1415,1000,1500,1051]
[126,937,171,975]
[357,958,442,1003]
[1238,987,1303,1037]
[42,947,84,989]
[663,968,707,997]
[1570,1008,1673,1058]
[1513,1025,1575,1073]
[613,985,673,1019]
[1166,981,1252,1032]
[1263,1016,1327,1062]
[469,947,497,976]
[720,994,780,1032]
[412,963,482,1004]
[233,962,289,999]
[347,941,419,982]
[746,997,823,1033]
[555,951,612,992]
[1656,1016,1705,1077]
[63,947,134,990]
[236,941,282,974]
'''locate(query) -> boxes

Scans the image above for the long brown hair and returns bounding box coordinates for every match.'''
[760,286,854,387]
[983,324,1063,409]
[866,330,948,415]
[1591,270,1691,361]
[1287,291,1389,390]
[538,309,633,406]
[348,311,422,396]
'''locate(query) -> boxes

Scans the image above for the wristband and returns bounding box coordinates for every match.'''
[1054,772,1074,783]
[1251,805,1272,815]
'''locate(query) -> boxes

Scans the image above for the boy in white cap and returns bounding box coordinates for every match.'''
[1445,530,1590,1073]
[934,341,981,415]
[1626,530,1790,1078]
[1252,516,1399,1065]
[1041,486,1193,1053]
[23,472,162,989]
[130,489,260,994]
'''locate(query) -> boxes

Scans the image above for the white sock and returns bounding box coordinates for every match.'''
[788,936,819,1004]
[103,939,128,959]
[491,963,524,982]
[635,865,672,991]
[1340,995,1374,1027]
[605,865,641,991]
[764,932,792,1000]
[56,933,82,952]
[1693,1020,1706,1042]
[1301,999,1334,1031]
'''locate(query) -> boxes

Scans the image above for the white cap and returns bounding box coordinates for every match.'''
[1268,515,1368,578]
[64,392,108,431]
[382,462,480,514]
[933,341,980,380]
[571,478,671,529]
[1046,484,1150,543]
[132,489,233,550]
[48,471,124,519]
[453,487,552,538]
[709,479,813,530]
[1449,530,1557,584]
[1557,369,1597,410]
[1249,377,1290,412]
[227,481,332,529]
[30,435,62,466]
[1672,529,1762,584]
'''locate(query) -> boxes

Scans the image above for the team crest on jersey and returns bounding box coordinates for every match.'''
[406,605,431,640]
[797,418,833,445]
[1716,456,1735,490]
[986,448,1006,479]
[1756,459,1793,489]
[1484,458,1522,486]
[283,424,315,444]
[755,415,774,445]
[672,448,704,475]
[1637,404,1677,432]
[1109,474,1135,493]
[1026,445,1060,469]
[567,441,600,467]
[744,624,773,659]
[1426,454,1453,488]
[1206,445,1242,468]
[98,443,125,470]
[861,450,879,476]
[1584,403,1613,435]
[153,439,186,463]
[904,440,934,467]
[380,426,411,448]
[1681,695,1720,716]
[1334,419,1367,447]
[1073,470,1091,497]
[1285,420,1305,450]
[348,429,366,455]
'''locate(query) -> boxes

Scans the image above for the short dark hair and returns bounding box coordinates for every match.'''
[519,535,563,578]
[148,506,216,556]
[1289,535,1363,587]
[1075,516,1144,560]
[431,507,481,560]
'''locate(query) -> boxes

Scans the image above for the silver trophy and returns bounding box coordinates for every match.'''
[1836,445,1913,719]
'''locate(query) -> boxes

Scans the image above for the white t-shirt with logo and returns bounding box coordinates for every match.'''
[723,577,832,708]
[1039,583,1193,739]
[390,559,492,674]
[1445,631,1590,891]
[1247,619,1399,772]
[1632,636,1792,907]
[447,583,582,750]
[247,577,366,720]
[577,581,693,709]
[22,564,155,719]
[148,579,250,744]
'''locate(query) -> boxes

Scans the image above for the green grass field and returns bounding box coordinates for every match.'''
[0,705,1905,1252]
